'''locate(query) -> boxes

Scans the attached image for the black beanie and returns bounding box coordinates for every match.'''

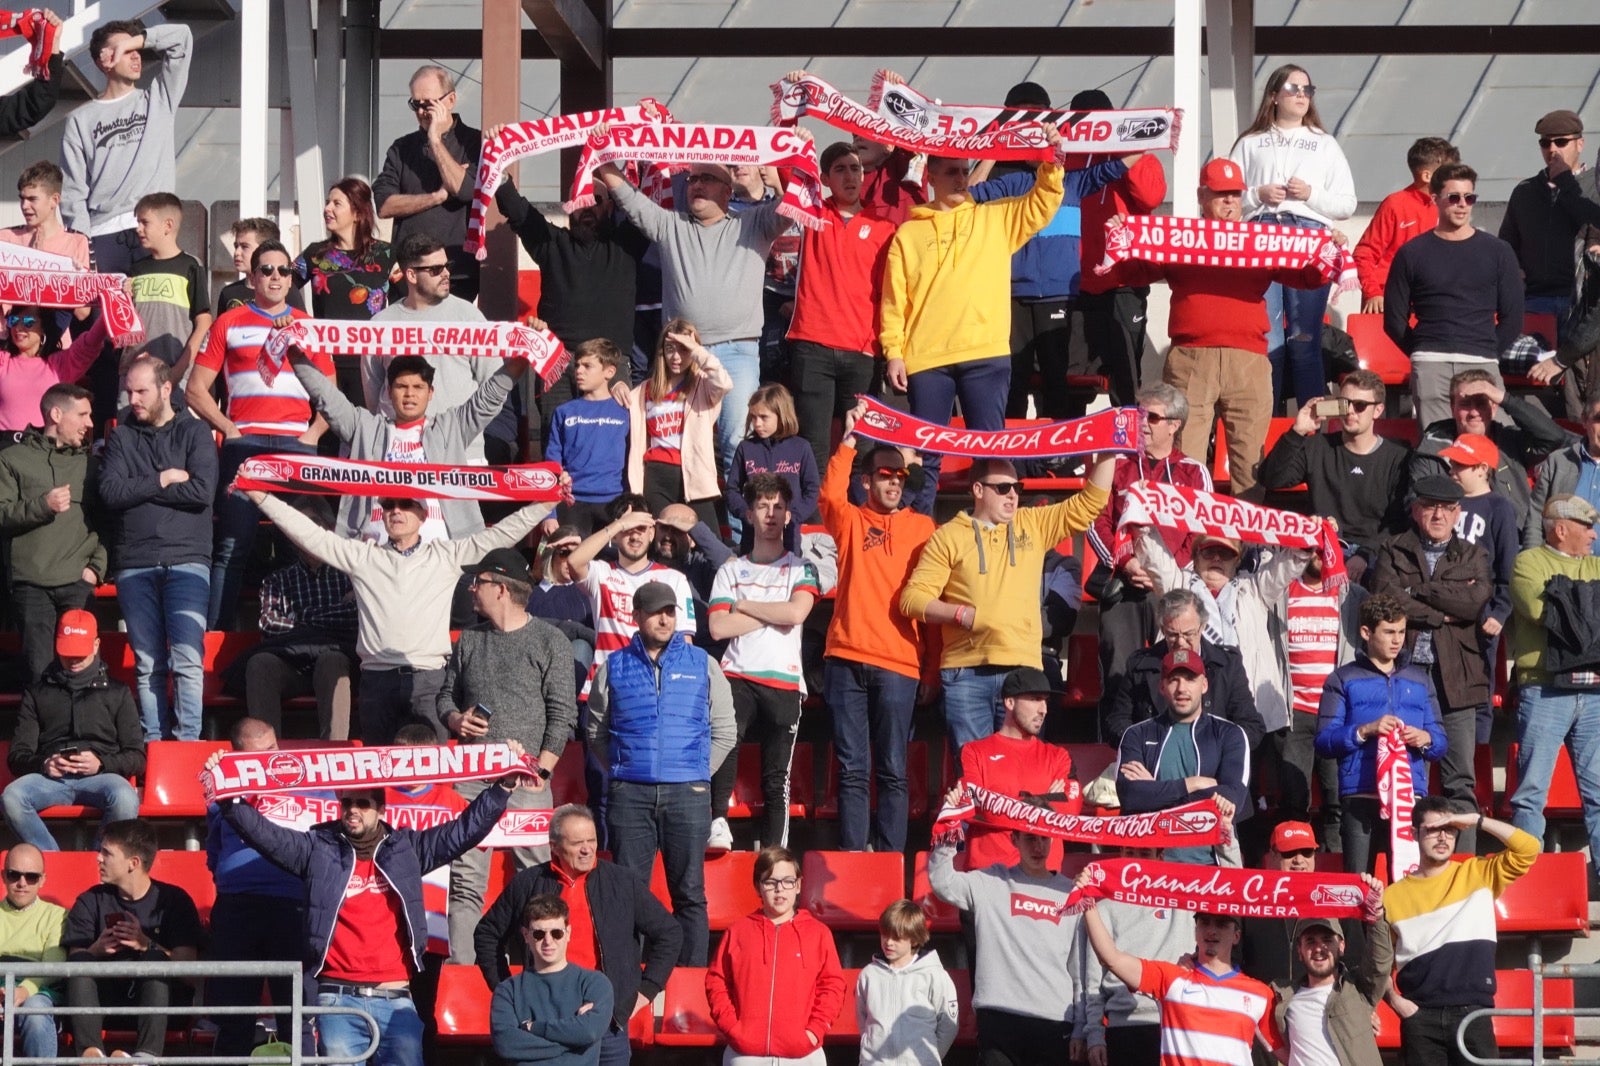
[1005,81,1051,109]
[1070,89,1114,111]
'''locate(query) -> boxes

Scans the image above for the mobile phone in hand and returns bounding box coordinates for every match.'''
[104,912,129,930]
[471,704,495,721]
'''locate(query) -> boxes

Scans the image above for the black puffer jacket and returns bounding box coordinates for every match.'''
[9,659,145,778]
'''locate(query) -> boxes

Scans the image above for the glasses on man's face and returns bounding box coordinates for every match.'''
[874,466,910,481]
[1163,626,1203,644]
[1443,193,1479,207]
[408,263,450,277]
[759,877,799,892]
[407,95,451,112]
[470,576,506,591]
[687,173,727,186]
[979,480,1020,496]
[1540,136,1578,150]
[1280,83,1316,97]
[1416,501,1459,514]
[1419,823,1459,838]
[1344,399,1377,414]
[6,314,38,328]
[340,797,379,811]
[2,870,41,885]
[1142,411,1179,424]
[526,927,567,942]
[256,265,294,279]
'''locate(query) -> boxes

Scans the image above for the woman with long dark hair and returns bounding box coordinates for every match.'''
[1230,64,1356,408]
[0,305,107,431]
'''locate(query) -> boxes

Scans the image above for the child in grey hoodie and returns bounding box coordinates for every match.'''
[857,901,959,1065]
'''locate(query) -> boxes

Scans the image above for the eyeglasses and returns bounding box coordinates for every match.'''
[1280,83,1316,97]
[1142,411,1179,424]
[340,796,380,810]
[1163,626,1204,644]
[379,499,416,512]
[408,263,450,277]
[526,927,566,942]
[979,480,1020,496]
[1416,500,1459,514]
[1345,399,1377,413]
[470,576,506,591]
[1443,193,1479,206]
[1419,823,1460,838]
[407,95,452,112]
[687,173,728,185]
[1540,136,1578,149]
[2,870,41,885]
[759,877,799,891]
[256,265,295,278]
[6,314,38,328]
[874,466,910,481]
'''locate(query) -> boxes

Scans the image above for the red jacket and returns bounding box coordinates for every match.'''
[1079,154,1168,295]
[787,199,897,355]
[1105,256,1333,354]
[859,149,925,226]
[1353,185,1436,300]
[706,908,845,1056]
[960,732,1080,871]
[1088,449,1213,569]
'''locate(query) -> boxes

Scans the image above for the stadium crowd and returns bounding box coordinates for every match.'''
[0,14,1596,1066]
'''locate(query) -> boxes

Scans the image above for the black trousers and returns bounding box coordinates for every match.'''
[1105,1024,1162,1066]
[207,892,313,1057]
[1080,285,1150,407]
[789,339,879,493]
[976,1007,1070,1066]
[641,460,720,531]
[710,678,801,847]
[356,666,447,745]
[67,972,173,1056]
[13,579,92,686]
[1400,1004,1497,1066]
[1008,297,1083,420]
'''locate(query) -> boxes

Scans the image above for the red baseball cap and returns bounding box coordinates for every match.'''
[1161,648,1206,679]
[1200,158,1247,193]
[1438,434,1499,469]
[1271,821,1318,854]
[56,610,98,659]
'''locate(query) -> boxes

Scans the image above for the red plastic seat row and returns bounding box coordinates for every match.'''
[1372,851,1589,937]
[37,849,216,925]
[1373,971,1573,1049]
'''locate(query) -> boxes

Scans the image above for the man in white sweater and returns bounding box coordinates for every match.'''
[239,483,549,745]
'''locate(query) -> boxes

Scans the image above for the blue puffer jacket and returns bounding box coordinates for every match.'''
[221,782,509,973]
[969,158,1128,299]
[606,633,713,784]
[1314,653,1447,797]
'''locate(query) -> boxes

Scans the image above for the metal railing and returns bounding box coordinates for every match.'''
[1459,948,1599,1066]
[0,960,378,1066]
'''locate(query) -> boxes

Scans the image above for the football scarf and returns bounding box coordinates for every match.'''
[256,317,569,388]
[202,743,537,801]
[233,455,568,504]
[0,259,144,347]
[0,10,55,80]
[849,396,1140,458]
[1095,214,1345,280]
[933,783,1228,850]
[1062,857,1383,920]
[252,791,552,850]
[1378,727,1421,882]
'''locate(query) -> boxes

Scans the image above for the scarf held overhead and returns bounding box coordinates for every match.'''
[252,792,551,849]
[564,123,828,231]
[234,454,568,504]
[0,260,144,347]
[1063,858,1383,920]
[851,396,1140,458]
[256,318,570,388]
[771,71,1055,162]
[866,71,1182,155]
[463,100,673,258]
[0,10,55,80]
[203,743,536,802]
[933,783,1229,849]
[1095,214,1346,281]
[1377,727,1420,882]
[1114,480,1347,589]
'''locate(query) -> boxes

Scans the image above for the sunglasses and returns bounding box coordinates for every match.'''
[1279,83,1316,97]
[1142,411,1179,424]
[687,173,728,185]
[1345,399,1377,413]
[874,466,910,480]
[1280,848,1317,860]
[6,314,38,328]
[340,796,380,810]
[2,870,41,885]
[256,265,295,278]
[470,576,507,591]
[407,95,451,112]
[526,927,566,942]
[979,480,1020,496]
[408,263,450,277]
[1540,136,1578,149]
[1442,192,1478,206]
[379,499,418,512]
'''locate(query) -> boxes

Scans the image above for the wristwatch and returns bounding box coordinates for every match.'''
[535,766,553,781]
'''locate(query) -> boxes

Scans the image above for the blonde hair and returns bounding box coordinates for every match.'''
[646,318,702,403]
[745,383,799,440]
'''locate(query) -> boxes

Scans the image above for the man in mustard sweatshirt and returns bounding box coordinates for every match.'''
[900,455,1114,758]
[880,124,1067,514]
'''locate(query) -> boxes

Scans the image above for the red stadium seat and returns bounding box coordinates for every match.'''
[799,851,905,932]
[815,741,929,821]
[726,742,813,820]
[1499,743,1582,820]
[153,849,216,924]
[39,851,102,910]
[911,851,961,934]
[1347,313,1411,386]
[199,632,262,704]
[435,964,492,1044]
[550,743,588,807]
[651,850,760,932]
[140,740,230,819]
[1062,633,1101,708]
[1494,852,1589,936]
[656,967,719,1046]
[1494,970,1574,1048]
[827,969,863,1043]
[1524,311,1559,347]
[950,969,978,1045]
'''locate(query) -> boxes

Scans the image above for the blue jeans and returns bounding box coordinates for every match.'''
[1526,294,1574,343]
[710,339,761,480]
[607,779,711,966]
[211,435,316,630]
[16,991,55,1060]
[599,1024,631,1066]
[940,665,1011,762]
[826,658,918,853]
[1,772,140,851]
[906,356,1011,514]
[116,562,209,740]
[1257,213,1332,408]
[1509,684,1600,859]
[316,990,422,1066]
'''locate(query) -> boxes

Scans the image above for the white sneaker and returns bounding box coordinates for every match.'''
[707,817,733,855]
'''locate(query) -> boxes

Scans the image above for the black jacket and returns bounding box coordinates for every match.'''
[1116,710,1252,821]
[1539,574,1600,674]
[1498,168,1600,298]
[0,53,61,138]
[1104,639,1265,749]
[1370,530,1493,710]
[372,116,483,249]
[1412,393,1576,518]
[10,658,145,778]
[97,410,216,570]
[474,858,681,1029]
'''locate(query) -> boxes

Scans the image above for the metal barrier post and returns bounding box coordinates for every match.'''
[4,971,15,1066]
[1531,945,1544,1066]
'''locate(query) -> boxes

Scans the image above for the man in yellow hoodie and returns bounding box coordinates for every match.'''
[900,455,1114,757]
[881,124,1067,514]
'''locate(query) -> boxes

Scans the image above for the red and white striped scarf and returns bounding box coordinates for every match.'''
[203,743,536,802]
[1377,728,1421,881]
[564,123,828,231]
[1113,480,1346,589]
[0,264,144,347]
[851,396,1140,458]
[932,783,1228,850]
[463,101,674,258]
[0,9,55,80]
[234,454,568,504]
[1062,858,1383,920]
[253,791,551,850]
[1096,214,1346,281]
[256,317,569,388]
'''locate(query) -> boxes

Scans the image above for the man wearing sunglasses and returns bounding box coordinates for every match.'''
[0,843,65,1062]
[373,65,483,301]
[1385,163,1524,428]
[491,894,612,1066]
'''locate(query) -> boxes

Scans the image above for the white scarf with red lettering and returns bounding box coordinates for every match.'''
[202,743,535,801]
[1113,480,1347,590]
[463,101,674,258]
[1095,214,1346,284]
[1377,728,1421,881]
[234,454,568,504]
[0,10,55,80]
[564,123,828,231]
[867,72,1182,155]
[0,250,144,347]
[256,318,569,388]
[1063,858,1383,920]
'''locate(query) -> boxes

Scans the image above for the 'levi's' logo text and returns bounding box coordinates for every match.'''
[1010,893,1063,924]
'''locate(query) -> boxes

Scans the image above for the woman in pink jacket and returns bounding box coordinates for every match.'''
[0,307,107,432]
[706,846,845,1066]
[626,318,732,531]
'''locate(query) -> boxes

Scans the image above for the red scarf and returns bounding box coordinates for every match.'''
[463,101,673,257]
[851,396,1140,459]
[1113,480,1346,590]
[234,454,568,504]
[0,265,144,347]
[1063,858,1384,920]
[0,10,55,80]
[933,783,1228,850]
[252,792,551,848]
[1377,728,1420,881]
[564,123,827,232]
[203,743,536,802]
[256,317,569,388]
[1095,214,1345,281]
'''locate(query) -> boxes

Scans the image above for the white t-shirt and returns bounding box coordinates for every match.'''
[581,559,697,673]
[365,419,447,543]
[709,553,820,693]
[1284,983,1341,1066]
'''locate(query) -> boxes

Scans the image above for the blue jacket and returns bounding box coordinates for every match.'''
[97,411,217,570]
[221,782,509,974]
[605,633,713,784]
[969,159,1128,300]
[1315,653,1447,797]
[726,434,821,529]
[1116,711,1252,822]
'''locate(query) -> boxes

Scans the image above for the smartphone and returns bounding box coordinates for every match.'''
[1313,398,1349,419]
[470,704,495,721]
[57,744,84,759]
[104,912,129,930]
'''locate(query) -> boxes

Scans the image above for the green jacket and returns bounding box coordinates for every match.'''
[0,427,105,586]
[1271,921,1393,1066]
[1509,544,1600,685]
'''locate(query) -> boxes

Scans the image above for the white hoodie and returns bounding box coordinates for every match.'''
[857,949,960,1066]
